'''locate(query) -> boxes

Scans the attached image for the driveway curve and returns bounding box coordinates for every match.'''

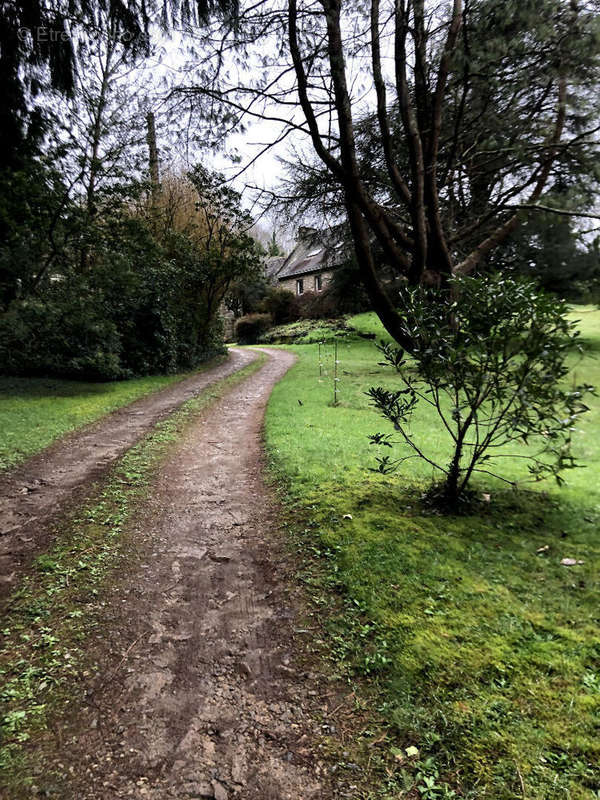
[0,349,259,600]
[46,347,335,799]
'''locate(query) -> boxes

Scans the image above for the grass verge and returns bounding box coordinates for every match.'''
[0,357,226,472]
[0,354,266,796]
[264,309,600,800]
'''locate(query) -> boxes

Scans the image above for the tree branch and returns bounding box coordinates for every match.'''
[505,203,600,220]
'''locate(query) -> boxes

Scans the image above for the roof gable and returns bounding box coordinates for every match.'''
[277,225,348,280]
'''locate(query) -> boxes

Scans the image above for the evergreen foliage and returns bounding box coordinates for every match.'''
[234,312,272,344]
[0,165,261,380]
[368,275,594,504]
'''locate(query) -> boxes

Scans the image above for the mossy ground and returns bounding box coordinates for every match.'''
[0,356,265,796]
[264,308,600,799]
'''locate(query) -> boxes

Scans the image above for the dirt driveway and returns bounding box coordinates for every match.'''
[0,349,258,602]
[12,348,340,799]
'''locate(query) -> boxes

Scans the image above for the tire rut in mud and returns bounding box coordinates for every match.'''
[0,350,258,602]
[44,349,338,799]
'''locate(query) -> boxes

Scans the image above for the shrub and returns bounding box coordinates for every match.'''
[261,282,356,323]
[295,290,341,320]
[0,241,229,380]
[0,163,260,380]
[325,260,372,314]
[0,297,125,381]
[261,288,298,324]
[235,313,272,344]
[368,275,594,507]
[257,317,350,344]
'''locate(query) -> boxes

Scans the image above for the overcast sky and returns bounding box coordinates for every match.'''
[135,28,308,240]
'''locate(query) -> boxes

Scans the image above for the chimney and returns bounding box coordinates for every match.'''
[296,226,318,242]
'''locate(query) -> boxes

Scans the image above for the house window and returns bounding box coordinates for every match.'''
[296,278,304,295]
[314,274,323,292]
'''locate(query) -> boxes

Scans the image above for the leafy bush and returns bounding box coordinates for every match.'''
[258,317,350,344]
[324,260,372,314]
[0,297,124,380]
[260,287,297,324]
[261,282,358,324]
[0,219,228,380]
[0,164,261,380]
[368,275,594,506]
[235,313,272,344]
[224,273,270,317]
[295,290,340,320]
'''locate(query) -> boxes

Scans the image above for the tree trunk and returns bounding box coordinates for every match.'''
[81,33,116,273]
[146,111,160,232]
[443,457,461,505]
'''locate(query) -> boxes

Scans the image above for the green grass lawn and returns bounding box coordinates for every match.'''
[0,368,216,471]
[348,310,394,340]
[264,307,600,799]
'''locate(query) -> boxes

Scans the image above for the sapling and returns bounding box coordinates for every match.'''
[368,275,593,506]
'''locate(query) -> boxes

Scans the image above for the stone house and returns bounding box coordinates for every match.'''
[268,226,347,295]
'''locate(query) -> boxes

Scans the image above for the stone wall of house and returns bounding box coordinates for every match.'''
[278,270,334,295]
[220,307,236,342]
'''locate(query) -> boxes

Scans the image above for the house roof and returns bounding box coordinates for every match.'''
[276,225,348,281]
[265,255,286,280]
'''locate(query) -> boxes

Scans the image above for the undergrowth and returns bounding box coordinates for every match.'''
[258,317,353,344]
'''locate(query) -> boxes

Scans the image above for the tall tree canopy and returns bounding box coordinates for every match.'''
[289,0,599,342]
[0,0,263,380]
[0,0,238,169]
[186,0,600,344]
